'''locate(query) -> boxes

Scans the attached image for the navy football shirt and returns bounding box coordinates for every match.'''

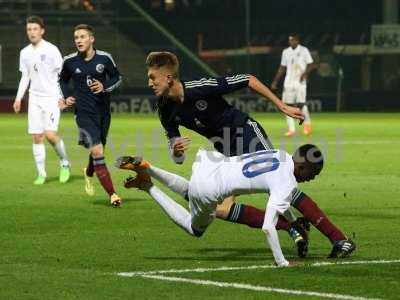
[158,74,251,140]
[59,50,122,113]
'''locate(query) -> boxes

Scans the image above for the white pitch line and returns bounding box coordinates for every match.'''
[117,259,400,277]
[140,274,381,300]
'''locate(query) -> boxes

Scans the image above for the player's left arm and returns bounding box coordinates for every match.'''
[248,75,304,121]
[300,49,317,82]
[103,55,122,93]
[53,47,65,103]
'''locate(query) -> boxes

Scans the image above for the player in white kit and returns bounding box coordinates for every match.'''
[13,16,70,185]
[116,144,323,267]
[272,34,316,137]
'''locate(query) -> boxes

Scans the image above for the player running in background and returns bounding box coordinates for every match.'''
[271,33,316,137]
[59,24,122,207]
[144,51,355,258]
[116,144,325,266]
[13,16,71,185]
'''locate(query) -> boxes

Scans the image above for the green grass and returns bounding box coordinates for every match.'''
[0,112,399,300]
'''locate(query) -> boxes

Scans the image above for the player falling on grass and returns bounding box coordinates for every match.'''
[144,51,355,258]
[13,16,71,185]
[59,24,122,207]
[271,33,316,137]
[116,144,324,267]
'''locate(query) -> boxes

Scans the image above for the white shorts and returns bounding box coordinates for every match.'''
[28,94,60,134]
[188,150,224,233]
[282,85,306,104]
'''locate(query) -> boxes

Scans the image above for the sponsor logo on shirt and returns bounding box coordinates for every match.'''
[96,64,105,73]
[195,99,208,111]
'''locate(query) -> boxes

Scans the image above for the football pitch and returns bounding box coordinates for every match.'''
[0,112,399,300]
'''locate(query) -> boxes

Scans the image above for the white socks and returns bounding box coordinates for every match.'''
[147,165,189,198]
[32,143,46,177]
[146,185,194,236]
[302,105,311,124]
[286,116,295,132]
[53,139,70,167]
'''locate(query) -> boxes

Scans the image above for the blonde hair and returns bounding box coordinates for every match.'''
[146,51,179,78]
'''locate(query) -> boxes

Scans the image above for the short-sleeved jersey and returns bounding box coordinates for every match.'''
[281,45,313,89]
[191,149,297,213]
[158,74,251,141]
[19,39,63,98]
[59,50,122,114]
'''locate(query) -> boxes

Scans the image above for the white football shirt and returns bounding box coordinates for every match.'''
[18,39,63,99]
[281,45,313,89]
[191,149,297,214]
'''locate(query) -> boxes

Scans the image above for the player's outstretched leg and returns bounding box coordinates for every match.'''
[115,155,189,198]
[125,173,200,237]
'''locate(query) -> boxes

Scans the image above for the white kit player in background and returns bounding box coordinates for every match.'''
[272,33,317,137]
[115,144,324,267]
[12,16,70,185]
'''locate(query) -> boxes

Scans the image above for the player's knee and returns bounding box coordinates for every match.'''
[32,134,45,144]
[90,145,104,158]
[45,132,59,144]
[216,205,230,219]
[215,197,235,219]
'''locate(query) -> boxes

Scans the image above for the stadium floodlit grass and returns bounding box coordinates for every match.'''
[0,112,399,300]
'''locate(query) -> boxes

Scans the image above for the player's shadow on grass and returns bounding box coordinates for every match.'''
[45,175,82,184]
[145,247,293,262]
[91,197,147,207]
[146,247,328,262]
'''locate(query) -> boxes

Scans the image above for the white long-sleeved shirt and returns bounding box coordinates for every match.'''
[16,39,63,101]
[281,45,313,89]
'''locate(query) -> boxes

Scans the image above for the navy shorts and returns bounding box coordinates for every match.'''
[75,112,111,149]
[213,118,274,156]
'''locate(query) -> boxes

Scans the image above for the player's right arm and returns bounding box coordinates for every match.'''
[271,50,287,90]
[14,51,30,113]
[159,112,189,164]
[58,57,75,109]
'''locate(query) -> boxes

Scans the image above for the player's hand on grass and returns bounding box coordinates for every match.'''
[13,100,21,113]
[173,137,191,157]
[90,79,104,94]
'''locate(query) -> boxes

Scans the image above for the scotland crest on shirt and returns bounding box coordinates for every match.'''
[96,64,105,73]
[195,99,208,111]
[40,54,46,61]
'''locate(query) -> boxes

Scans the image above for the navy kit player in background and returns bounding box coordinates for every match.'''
[144,51,355,258]
[59,24,122,207]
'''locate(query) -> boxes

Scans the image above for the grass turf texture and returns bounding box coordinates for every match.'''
[0,112,399,300]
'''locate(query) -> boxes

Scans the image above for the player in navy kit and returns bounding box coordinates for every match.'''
[59,24,122,207]
[137,51,355,258]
